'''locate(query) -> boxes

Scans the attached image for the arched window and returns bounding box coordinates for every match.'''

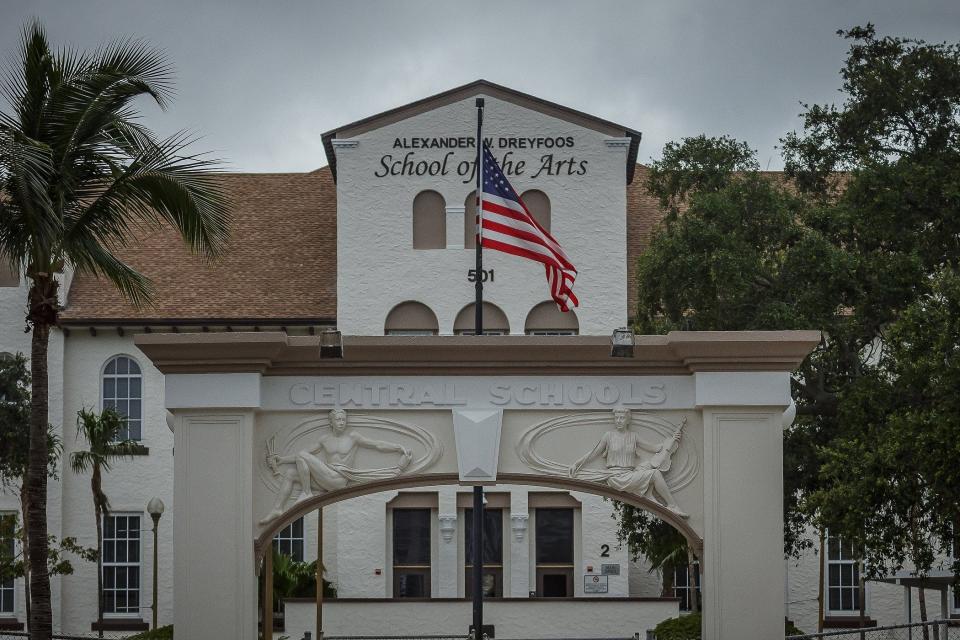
[453,302,509,335]
[385,301,440,335]
[412,190,446,250]
[102,356,143,441]
[520,190,550,232]
[525,301,579,335]
[464,191,477,250]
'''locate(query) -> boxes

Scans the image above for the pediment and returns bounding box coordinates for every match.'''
[321,79,642,182]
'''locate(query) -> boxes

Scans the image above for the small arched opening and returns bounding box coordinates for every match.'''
[453,302,509,335]
[524,301,579,335]
[384,301,440,336]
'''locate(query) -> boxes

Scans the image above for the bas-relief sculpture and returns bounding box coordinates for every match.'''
[259,409,440,524]
[519,408,697,518]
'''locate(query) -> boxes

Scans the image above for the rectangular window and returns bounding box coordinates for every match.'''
[102,514,141,616]
[0,513,15,614]
[392,509,431,598]
[273,517,305,562]
[826,536,860,613]
[535,508,574,597]
[464,508,503,598]
[673,562,701,611]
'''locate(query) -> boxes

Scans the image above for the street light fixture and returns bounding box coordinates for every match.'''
[320,328,343,359]
[146,497,165,630]
[610,327,635,358]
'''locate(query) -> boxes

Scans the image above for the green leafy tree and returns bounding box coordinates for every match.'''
[0,22,229,638]
[70,408,147,636]
[611,504,696,609]
[0,352,64,628]
[811,268,960,631]
[628,24,960,633]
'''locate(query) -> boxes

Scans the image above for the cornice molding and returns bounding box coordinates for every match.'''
[134,331,820,376]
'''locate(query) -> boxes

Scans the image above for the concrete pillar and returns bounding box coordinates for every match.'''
[166,372,262,640]
[173,411,256,640]
[696,372,790,640]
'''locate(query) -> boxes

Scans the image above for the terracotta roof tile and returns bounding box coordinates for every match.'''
[626,164,665,316]
[62,165,667,324]
[60,168,337,323]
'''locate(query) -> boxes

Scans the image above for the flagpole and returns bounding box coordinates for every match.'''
[472,96,485,640]
[475,97,484,336]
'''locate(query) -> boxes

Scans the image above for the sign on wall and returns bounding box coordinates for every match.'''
[584,574,609,594]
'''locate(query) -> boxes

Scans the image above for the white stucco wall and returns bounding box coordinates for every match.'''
[280,598,680,639]
[335,94,629,336]
[786,529,958,634]
[57,332,174,634]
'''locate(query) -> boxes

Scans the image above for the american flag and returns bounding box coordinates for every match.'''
[478,144,579,311]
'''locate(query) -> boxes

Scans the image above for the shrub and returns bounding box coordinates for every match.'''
[127,626,173,640]
[654,613,700,640]
[653,614,805,639]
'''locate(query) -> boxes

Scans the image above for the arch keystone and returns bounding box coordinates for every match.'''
[452,409,502,483]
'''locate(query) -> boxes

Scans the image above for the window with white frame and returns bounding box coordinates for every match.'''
[826,536,860,613]
[673,562,701,611]
[102,514,141,616]
[102,356,142,441]
[0,513,15,615]
[273,517,305,562]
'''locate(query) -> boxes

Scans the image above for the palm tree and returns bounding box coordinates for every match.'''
[0,22,228,639]
[70,408,148,636]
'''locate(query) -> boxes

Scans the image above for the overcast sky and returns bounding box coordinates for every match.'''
[2,1,958,172]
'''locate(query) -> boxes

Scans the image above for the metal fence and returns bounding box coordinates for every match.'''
[787,620,953,640]
[0,633,127,640]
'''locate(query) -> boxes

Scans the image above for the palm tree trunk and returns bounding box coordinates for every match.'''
[93,467,104,639]
[19,491,31,631]
[26,281,54,640]
[687,550,699,614]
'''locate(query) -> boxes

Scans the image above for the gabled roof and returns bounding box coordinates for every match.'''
[321,79,642,184]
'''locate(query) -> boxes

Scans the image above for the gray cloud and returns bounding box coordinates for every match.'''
[2,0,958,171]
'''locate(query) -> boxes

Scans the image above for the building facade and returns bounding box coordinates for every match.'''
[0,81,955,637]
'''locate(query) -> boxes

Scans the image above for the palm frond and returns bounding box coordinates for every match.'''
[63,236,152,307]
[66,130,229,257]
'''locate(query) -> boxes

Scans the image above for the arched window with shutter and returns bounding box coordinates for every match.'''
[520,190,550,232]
[412,190,446,249]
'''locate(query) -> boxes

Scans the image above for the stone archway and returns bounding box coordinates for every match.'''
[135,330,818,640]
[254,473,703,563]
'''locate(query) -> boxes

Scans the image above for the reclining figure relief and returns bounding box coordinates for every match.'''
[260,408,412,524]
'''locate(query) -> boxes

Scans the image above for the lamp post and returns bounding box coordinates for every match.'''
[146,497,165,630]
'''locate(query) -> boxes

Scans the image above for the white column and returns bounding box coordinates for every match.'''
[446,205,465,249]
[696,370,791,640]
[173,411,256,640]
